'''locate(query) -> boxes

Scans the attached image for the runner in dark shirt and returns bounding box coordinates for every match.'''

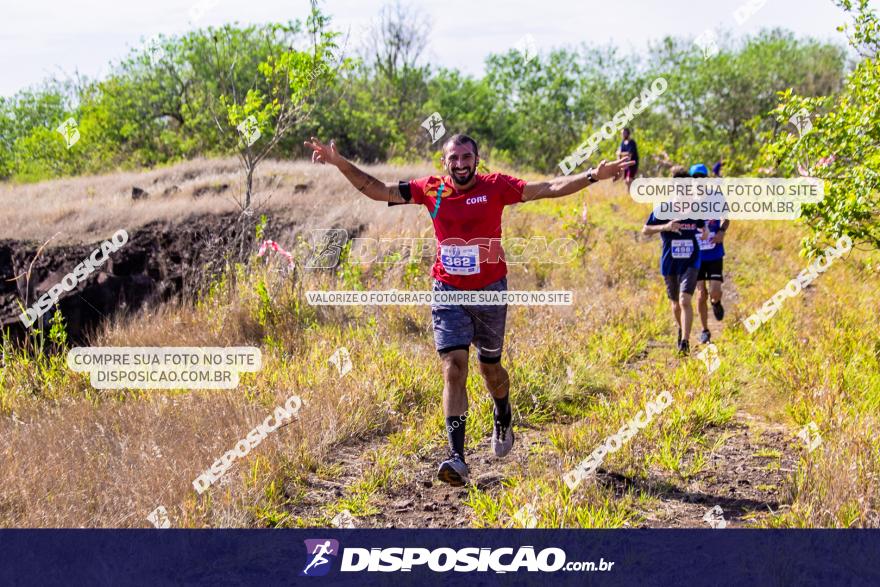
[617,127,639,189]
[641,165,708,355]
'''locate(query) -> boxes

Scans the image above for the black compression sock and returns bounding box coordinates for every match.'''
[493,394,511,426]
[446,415,467,460]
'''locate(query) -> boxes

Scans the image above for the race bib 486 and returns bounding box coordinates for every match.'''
[698,232,716,251]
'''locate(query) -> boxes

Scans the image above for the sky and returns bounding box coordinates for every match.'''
[1,0,876,97]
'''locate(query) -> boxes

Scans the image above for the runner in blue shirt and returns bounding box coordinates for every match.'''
[691,163,729,343]
[641,165,709,355]
[696,218,729,342]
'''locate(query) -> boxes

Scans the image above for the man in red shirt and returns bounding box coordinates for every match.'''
[305,134,632,486]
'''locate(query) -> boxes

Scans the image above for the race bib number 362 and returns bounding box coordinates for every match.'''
[671,239,694,259]
[440,244,480,275]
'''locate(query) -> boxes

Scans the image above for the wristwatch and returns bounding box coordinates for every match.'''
[587,169,598,183]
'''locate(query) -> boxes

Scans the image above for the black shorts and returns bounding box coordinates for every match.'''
[663,267,699,300]
[697,259,724,282]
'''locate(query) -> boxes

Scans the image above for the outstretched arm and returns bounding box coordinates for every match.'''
[521,157,636,202]
[642,220,682,236]
[304,137,408,204]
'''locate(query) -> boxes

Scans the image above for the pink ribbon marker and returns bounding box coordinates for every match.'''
[257,240,295,268]
[798,154,836,177]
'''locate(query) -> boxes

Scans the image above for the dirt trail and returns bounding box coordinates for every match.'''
[286,263,801,529]
[624,416,798,528]
[624,265,799,528]
[287,429,546,528]
[368,430,546,529]
[288,412,798,528]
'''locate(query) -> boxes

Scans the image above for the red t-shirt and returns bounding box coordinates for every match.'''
[407,173,527,290]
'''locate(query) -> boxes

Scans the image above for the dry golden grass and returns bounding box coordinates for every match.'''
[0,157,435,245]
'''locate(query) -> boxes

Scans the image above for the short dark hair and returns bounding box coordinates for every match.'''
[670,165,689,178]
[443,134,479,157]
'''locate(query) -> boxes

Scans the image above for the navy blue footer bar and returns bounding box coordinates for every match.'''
[1,529,879,586]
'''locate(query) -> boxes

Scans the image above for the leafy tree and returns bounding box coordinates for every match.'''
[360,0,431,159]
[424,70,500,159]
[218,28,335,209]
[0,2,855,189]
[762,0,880,251]
[302,68,402,163]
[639,30,846,174]
[484,49,587,172]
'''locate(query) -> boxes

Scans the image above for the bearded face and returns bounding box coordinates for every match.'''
[443,142,478,187]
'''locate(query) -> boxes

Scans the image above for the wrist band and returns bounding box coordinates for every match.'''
[398,180,412,202]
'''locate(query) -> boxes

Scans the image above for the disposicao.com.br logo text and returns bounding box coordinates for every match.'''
[300,541,614,575]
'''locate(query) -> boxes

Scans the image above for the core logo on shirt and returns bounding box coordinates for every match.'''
[466,195,488,205]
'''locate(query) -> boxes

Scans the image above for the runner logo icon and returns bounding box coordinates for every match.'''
[301,539,340,577]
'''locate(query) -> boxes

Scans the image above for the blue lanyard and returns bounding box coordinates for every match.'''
[430,181,445,219]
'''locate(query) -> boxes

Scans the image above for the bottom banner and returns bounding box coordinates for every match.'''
[1,529,878,586]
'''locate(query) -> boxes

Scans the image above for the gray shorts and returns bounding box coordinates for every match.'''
[431,277,507,363]
[664,267,699,300]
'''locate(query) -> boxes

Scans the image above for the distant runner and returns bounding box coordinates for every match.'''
[305,134,633,486]
[690,163,728,344]
[641,165,709,355]
[616,127,639,189]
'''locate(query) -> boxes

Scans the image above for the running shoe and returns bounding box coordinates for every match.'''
[678,339,690,356]
[437,453,469,486]
[492,406,515,458]
[699,329,711,344]
[712,301,725,321]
